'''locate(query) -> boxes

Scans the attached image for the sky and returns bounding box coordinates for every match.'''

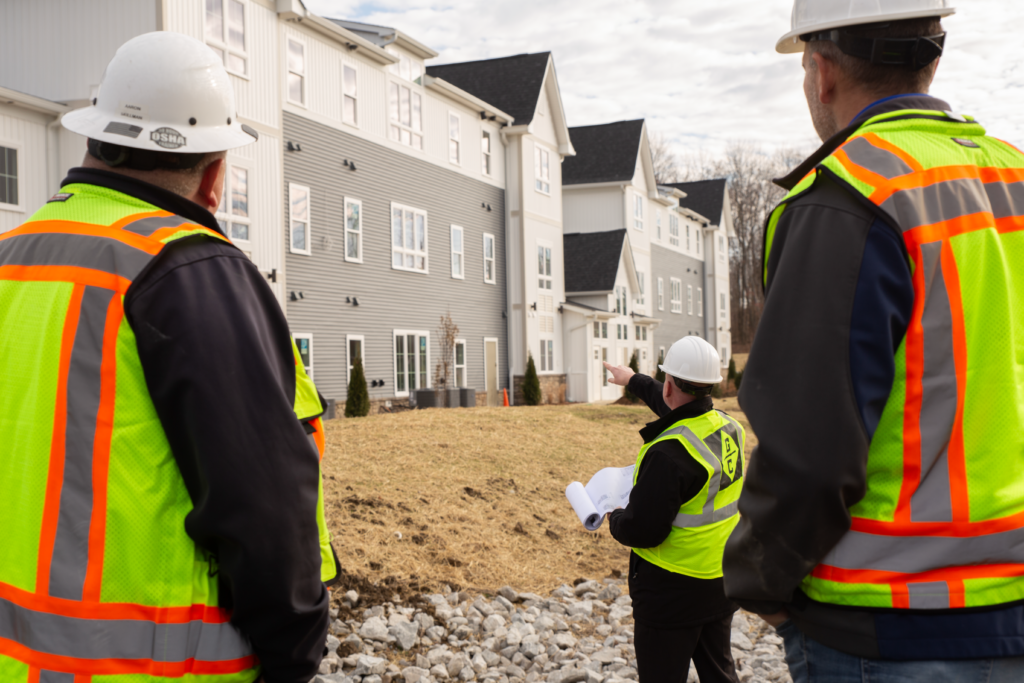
[302,0,1024,161]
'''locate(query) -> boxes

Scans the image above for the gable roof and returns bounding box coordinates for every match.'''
[667,179,728,224]
[564,229,634,294]
[425,53,550,126]
[562,120,645,186]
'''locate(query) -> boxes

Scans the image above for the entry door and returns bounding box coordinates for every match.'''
[485,339,499,406]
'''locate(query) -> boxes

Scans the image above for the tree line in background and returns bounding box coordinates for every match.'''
[650,133,806,350]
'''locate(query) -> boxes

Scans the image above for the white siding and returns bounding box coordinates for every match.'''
[562,187,623,234]
[0,106,51,233]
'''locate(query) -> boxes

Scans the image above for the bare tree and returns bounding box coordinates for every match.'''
[433,311,460,406]
[680,142,806,348]
[649,131,681,186]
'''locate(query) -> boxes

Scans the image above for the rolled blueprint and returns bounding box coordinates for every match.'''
[565,465,635,531]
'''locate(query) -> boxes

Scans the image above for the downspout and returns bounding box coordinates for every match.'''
[503,123,515,405]
[46,118,63,196]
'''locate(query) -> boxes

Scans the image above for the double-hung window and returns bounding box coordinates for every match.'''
[347,335,364,383]
[342,63,358,125]
[687,284,694,315]
[593,322,600,338]
[657,277,664,311]
[344,197,362,262]
[720,235,727,261]
[294,334,313,379]
[450,225,464,279]
[669,214,680,247]
[0,144,17,208]
[696,231,701,254]
[216,164,250,243]
[484,234,496,284]
[205,0,246,76]
[287,39,305,105]
[289,183,310,254]
[634,194,643,230]
[394,331,429,396]
[537,244,552,290]
[389,82,423,149]
[534,145,550,193]
[391,203,428,272]
[686,225,691,251]
[537,241,554,334]
[670,278,682,314]
[455,340,467,387]
[656,213,662,240]
[721,292,728,319]
[601,322,608,338]
[481,131,492,175]
[697,287,704,317]
[539,340,554,373]
[636,272,645,306]
[614,286,628,315]
[448,113,461,164]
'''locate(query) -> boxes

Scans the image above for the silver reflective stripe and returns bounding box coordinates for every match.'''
[39,672,73,683]
[122,215,193,237]
[49,286,115,599]
[0,595,253,662]
[911,242,956,523]
[908,582,950,609]
[673,500,739,528]
[843,136,916,179]
[880,177,994,232]
[657,425,738,529]
[984,180,1024,220]
[821,525,1024,573]
[0,232,152,278]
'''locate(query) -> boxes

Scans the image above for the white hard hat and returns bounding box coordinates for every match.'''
[777,0,955,54]
[659,336,723,385]
[62,31,257,153]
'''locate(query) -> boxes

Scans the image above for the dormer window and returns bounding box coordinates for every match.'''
[389,82,422,149]
[205,0,247,76]
[387,50,423,82]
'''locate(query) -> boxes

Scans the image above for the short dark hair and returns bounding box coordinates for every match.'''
[807,17,944,97]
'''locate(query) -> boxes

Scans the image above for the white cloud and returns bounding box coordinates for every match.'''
[303,0,1024,160]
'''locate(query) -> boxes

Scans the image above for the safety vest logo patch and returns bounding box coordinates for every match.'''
[721,433,740,481]
[150,127,186,149]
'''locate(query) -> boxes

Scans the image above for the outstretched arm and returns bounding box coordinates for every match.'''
[604,363,670,418]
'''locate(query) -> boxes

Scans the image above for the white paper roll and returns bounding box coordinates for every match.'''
[565,481,603,531]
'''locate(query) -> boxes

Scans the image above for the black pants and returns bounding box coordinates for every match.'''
[634,614,739,683]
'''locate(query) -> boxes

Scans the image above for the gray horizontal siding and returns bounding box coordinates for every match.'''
[651,245,707,358]
[283,111,508,403]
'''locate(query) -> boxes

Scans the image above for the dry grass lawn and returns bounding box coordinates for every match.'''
[321,399,755,599]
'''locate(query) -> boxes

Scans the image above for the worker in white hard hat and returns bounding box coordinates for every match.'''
[724,0,1024,679]
[0,32,333,682]
[603,336,746,683]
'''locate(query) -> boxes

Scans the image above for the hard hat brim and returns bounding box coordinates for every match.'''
[659,364,724,385]
[62,105,257,154]
[776,7,956,54]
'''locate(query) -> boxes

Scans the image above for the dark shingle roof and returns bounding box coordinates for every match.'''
[667,179,728,224]
[425,53,550,125]
[563,229,627,294]
[562,120,645,186]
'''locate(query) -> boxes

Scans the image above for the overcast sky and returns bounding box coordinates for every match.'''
[303,0,1023,161]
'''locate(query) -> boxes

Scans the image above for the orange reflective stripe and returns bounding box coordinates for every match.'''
[0,220,164,256]
[949,577,967,609]
[871,166,1024,205]
[896,241,927,524]
[860,132,925,173]
[0,265,132,293]
[311,417,326,461]
[813,562,1024,586]
[36,284,84,595]
[940,241,970,524]
[107,210,175,231]
[28,667,40,683]
[904,210,1024,245]
[832,147,888,189]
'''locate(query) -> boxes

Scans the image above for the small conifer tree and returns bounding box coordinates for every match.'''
[654,351,666,384]
[728,357,737,382]
[522,352,542,406]
[345,356,370,417]
[623,351,641,403]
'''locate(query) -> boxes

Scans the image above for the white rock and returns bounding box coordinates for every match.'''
[326,634,341,654]
[353,655,388,676]
[573,581,602,597]
[565,601,594,617]
[471,653,488,674]
[343,589,360,607]
[401,666,430,682]
[551,632,578,649]
[391,620,420,650]
[359,616,390,641]
[483,614,507,633]
[447,653,470,677]
[430,663,450,679]
[731,629,754,651]
[597,585,622,601]
[607,605,632,622]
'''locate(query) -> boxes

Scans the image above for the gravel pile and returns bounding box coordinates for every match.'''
[312,580,791,683]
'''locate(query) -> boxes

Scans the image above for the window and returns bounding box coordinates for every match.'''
[342,63,358,125]
[481,131,492,175]
[389,82,423,149]
[347,335,364,383]
[601,322,608,339]
[394,332,429,396]
[670,278,682,314]
[0,145,17,208]
[534,145,550,193]
[657,277,664,311]
[686,224,691,251]
[540,340,554,372]
[388,51,423,82]
[721,292,727,319]
[448,112,461,164]
[483,233,496,284]
[593,321,600,338]
[289,183,310,254]
[687,284,693,315]
[720,235,727,262]
[636,272,645,306]
[634,194,643,230]
[669,214,680,247]
[450,225,464,279]
[656,213,662,240]
[615,286,628,315]
[205,0,246,76]
[537,244,552,290]
[287,39,305,105]
[697,287,703,317]
[697,231,701,254]
[391,203,428,272]
[344,197,362,262]
[216,164,250,242]
[452,340,467,387]
[641,326,648,341]
[602,348,609,386]
[294,334,313,379]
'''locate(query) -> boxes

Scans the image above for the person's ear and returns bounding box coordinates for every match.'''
[811,52,838,105]
[196,157,226,212]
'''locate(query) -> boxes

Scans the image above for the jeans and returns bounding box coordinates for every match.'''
[777,619,1024,683]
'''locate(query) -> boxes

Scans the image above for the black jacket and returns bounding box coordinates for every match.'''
[609,374,737,629]
[64,168,328,682]
[723,96,1024,660]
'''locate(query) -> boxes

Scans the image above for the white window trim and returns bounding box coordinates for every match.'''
[633,194,644,231]
[670,277,682,314]
[448,110,461,166]
[294,333,313,380]
[393,329,431,398]
[343,196,362,264]
[534,143,551,195]
[481,129,493,177]
[346,334,365,383]
[388,79,424,151]
[341,58,359,128]
[697,287,704,317]
[450,224,465,279]
[204,0,249,79]
[657,277,664,312]
[669,213,680,247]
[539,338,555,374]
[286,37,306,107]
[390,202,429,274]
[216,159,251,247]
[288,183,311,255]
[0,139,25,213]
[483,233,496,284]
[454,338,468,388]
[687,284,694,315]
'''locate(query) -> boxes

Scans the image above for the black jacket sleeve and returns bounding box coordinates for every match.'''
[723,175,900,614]
[609,441,708,549]
[627,374,671,418]
[126,238,328,683]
